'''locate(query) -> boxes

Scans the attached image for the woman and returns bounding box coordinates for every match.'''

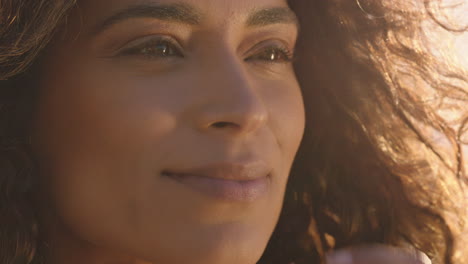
[0,0,465,264]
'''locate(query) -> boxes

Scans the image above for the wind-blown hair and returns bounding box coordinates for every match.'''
[0,0,466,264]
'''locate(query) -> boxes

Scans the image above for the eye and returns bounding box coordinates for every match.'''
[245,45,294,63]
[117,36,184,59]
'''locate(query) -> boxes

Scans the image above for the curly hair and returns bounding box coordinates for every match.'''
[0,0,466,264]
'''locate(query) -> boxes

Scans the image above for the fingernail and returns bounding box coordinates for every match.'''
[326,251,353,264]
[415,251,432,264]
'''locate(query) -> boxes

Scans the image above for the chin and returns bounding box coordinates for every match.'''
[135,226,270,264]
[194,224,270,264]
[169,244,266,264]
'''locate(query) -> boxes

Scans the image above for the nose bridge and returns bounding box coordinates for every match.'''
[194,55,268,136]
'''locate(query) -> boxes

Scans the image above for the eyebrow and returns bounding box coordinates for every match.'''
[92,3,298,36]
[246,7,298,27]
[93,3,201,34]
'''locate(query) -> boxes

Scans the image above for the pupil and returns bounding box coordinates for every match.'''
[156,43,168,55]
[270,52,276,60]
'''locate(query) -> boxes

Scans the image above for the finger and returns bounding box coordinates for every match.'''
[326,245,432,264]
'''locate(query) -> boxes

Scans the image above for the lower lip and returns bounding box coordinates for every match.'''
[164,173,270,202]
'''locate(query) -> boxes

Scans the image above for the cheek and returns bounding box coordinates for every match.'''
[35,60,182,172]
[264,79,305,163]
[34,65,181,244]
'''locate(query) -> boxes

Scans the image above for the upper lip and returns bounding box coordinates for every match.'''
[162,161,271,181]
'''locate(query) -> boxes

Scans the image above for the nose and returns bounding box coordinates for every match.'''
[192,60,268,137]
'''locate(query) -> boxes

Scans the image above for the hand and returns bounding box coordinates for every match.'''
[325,244,432,264]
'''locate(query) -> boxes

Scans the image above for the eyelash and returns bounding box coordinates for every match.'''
[116,36,294,63]
[245,45,294,63]
[117,37,184,59]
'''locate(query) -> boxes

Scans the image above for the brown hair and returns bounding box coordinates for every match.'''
[0,0,466,264]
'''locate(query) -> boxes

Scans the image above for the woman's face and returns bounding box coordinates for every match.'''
[35,0,304,263]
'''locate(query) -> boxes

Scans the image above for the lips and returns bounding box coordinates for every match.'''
[162,162,271,202]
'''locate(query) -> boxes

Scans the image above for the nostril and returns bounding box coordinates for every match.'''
[211,121,237,129]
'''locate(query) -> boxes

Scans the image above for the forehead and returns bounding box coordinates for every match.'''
[75,0,291,26]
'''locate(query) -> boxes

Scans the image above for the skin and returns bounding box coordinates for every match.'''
[326,246,431,264]
[33,0,304,263]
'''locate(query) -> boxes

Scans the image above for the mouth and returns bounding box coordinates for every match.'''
[161,162,271,202]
